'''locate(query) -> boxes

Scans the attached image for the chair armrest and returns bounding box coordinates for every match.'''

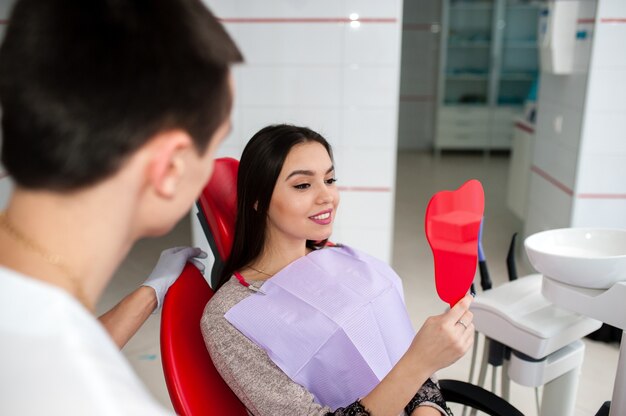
[439,379,524,416]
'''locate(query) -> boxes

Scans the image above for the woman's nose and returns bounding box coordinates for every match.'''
[317,185,334,204]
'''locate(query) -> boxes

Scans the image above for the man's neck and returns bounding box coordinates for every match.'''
[0,187,136,311]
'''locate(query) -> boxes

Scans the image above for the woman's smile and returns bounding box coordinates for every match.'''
[309,209,333,225]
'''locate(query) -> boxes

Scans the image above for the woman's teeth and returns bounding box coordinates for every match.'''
[311,212,330,220]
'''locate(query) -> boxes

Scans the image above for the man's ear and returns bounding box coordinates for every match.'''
[146,130,194,198]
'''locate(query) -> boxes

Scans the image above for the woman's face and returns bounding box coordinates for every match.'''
[266,141,340,246]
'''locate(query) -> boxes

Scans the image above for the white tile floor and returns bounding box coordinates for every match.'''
[100,150,620,415]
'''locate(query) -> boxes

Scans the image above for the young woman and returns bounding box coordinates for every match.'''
[201,124,474,416]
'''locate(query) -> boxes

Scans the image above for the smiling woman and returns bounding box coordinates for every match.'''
[216,124,338,287]
[200,124,476,416]
[264,140,339,259]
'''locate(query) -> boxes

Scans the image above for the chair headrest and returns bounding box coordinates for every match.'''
[197,157,239,261]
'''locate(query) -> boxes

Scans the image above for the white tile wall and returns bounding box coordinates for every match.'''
[594,0,626,18]
[580,112,626,154]
[233,23,344,66]
[534,101,583,152]
[538,72,589,111]
[585,68,626,112]
[237,67,343,107]
[524,173,573,237]
[200,0,403,262]
[397,101,436,149]
[591,20,626,70]
[343,66,400,107]
[241,108,341,146]
[400,56,437,96]
[570,0,626,227]
[341,148,396,188]
[204,1,345,19]
[345,23,401,66]
[345,0,402,19]
[531,139,579,192]
[571,199,626,229]
[526,0,626,240]
[341,107,398,148]
[576,154,626,195]
[332,190,395,261]
[397,0,440,150]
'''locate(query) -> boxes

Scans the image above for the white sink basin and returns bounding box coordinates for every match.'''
[525,228,626,289]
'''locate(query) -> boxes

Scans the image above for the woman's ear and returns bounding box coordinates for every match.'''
[146,130,194,198]
[253,201,259,211]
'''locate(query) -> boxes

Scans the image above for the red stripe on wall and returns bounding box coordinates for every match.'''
[338,186,391,193]
[219,17,397,24]
[577,18,595,24]
[0,19,8,24]
[601,18,626,24]
[578,193,626,200]
[531,165,626,200]
[514,121,535,134]
[531,165,574,196]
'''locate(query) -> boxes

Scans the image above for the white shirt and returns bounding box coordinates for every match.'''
[0,266,171,415]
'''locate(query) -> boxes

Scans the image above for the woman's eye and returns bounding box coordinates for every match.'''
[325,178,337,185]
[294,183,310,190]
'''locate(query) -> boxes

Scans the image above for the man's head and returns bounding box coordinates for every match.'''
[0,0,242,191]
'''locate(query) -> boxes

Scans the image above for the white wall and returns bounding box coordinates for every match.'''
[397,0,440,150]
[195,0,404,262]
[572,0,626,228]
[525,0,626,238]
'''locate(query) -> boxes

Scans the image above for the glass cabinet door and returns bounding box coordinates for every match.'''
[444,0,494,105]
[497,0,540,106]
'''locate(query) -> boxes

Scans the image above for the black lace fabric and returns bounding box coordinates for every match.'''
[405,378,453,416]
[328,400,371,416]
[325,378,452,416]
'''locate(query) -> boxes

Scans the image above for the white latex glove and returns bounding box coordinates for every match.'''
[142,246,208,314]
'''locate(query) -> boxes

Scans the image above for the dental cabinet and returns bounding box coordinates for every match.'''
[435,0,540,152]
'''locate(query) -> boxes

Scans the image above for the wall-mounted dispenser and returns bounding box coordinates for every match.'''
[539,1,580,74]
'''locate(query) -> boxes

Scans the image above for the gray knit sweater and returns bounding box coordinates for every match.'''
[201,276,449,416]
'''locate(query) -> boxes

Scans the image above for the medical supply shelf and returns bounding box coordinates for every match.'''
[435,0,540,151]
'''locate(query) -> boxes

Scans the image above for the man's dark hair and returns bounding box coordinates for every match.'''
[0,0,243,190]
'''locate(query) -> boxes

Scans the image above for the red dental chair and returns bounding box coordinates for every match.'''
[159,158,522,416]
[160,158,247,416]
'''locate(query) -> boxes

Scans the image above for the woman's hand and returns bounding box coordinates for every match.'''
[406,294,475,375]
[360,295,474,416]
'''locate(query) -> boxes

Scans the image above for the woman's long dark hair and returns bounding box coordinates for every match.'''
[217,124,333,289]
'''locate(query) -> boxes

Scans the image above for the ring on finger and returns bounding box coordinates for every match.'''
[456,319,468,330]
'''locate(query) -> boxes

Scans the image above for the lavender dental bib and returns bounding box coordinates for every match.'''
[225,245,415,410]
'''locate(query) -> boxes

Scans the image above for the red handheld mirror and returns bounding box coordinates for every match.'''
[424,179,484,307]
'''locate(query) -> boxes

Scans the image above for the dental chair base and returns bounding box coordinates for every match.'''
[471,274,601,358]
[470,274,601,416]
[509,340,584,416]
[542,278,626,416]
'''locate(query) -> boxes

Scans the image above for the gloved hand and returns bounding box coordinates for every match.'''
[142,246,208,313]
